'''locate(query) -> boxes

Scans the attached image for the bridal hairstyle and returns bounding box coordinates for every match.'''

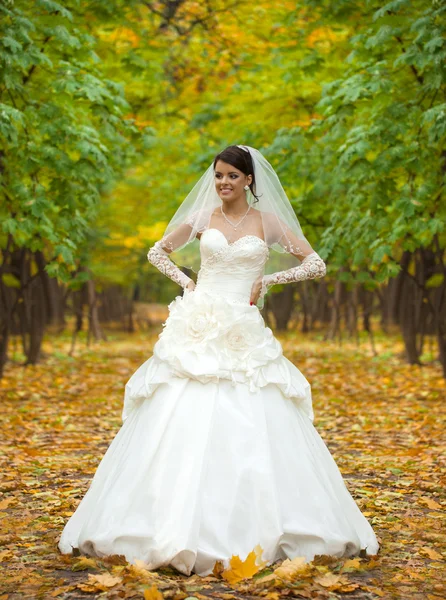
[157,144,316,274]
[212,146,261,203]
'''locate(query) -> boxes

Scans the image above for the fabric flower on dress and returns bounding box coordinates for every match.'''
[160,289,230,352]
[180,303,222,346]
[225,325,249,351]
[222,322,266,365]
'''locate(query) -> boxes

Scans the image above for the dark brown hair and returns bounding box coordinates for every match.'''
[213,145,261,202]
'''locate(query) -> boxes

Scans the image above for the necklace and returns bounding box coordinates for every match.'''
[220,204,251,231]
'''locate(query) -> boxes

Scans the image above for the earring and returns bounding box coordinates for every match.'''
[244,185,249,190]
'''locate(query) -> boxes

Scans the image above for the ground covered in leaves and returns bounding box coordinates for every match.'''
[1,326,445,599]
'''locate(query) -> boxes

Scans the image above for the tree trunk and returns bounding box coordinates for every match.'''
[400,275,421,365]
[87,278,106,343]
[26,276,46,364]
[327,279,343,341]
[269,285,294,331]
[0,277,11,377]
[69,288,84,356]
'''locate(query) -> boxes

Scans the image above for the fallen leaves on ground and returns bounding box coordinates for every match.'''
[0,327,445,599]
[214,544,268,583]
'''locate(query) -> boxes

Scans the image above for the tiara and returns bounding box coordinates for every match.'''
[237,145,250,153]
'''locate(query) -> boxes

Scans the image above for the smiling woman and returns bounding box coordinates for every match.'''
[58,145,379,576]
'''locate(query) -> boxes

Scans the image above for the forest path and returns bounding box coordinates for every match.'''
[1,329,444,599]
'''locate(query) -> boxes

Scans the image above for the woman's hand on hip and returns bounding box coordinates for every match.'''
[250,276,262,306]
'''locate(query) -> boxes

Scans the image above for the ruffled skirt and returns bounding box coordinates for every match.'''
[58,289,379,574]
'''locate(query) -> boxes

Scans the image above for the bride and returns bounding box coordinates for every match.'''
[58,145,380,576]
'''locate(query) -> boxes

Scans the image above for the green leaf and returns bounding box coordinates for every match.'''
[426,274,444,289]
[2,273,21,288]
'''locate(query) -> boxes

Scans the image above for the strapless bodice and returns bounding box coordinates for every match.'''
[194,229,269,305]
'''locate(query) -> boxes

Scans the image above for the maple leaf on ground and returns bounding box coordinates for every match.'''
[419,547,444,561]
[144,585,163,600]
[341,557,362,572]
[101,553,128,565]
[71,556,99,571]
[340,583,360,592]
[273,556,310,581]
[315,572,341,588]
[253,543,268,568]
[221,545,267,584]
[315,572,356,591]
[128,559,160,579]
[91,574,122,587]
[0,498,15,509]
[0,550,13,561]
[77,572,122,592]
[419,497,442,510]
[311,554,340,566]
[212,560,225,578]
[48,586,75,597]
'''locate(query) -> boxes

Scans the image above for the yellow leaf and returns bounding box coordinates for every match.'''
[342,557,362,571]
[22,447,40,457]
[0,550,12,561]
[87,573,121,588]
[72,556,100,571]
[253,543,268,568]
[222,549,262,584]
[212,559,225,578]
[144,585,164,599]
[407,571,424,580]
[254,573,276,584]
[273,556,309,581]
[315,573,342,589]
[0,498,15,509]
[129,559,157,578]
[419,497,442,510]
[420,547,443,560]
[49,588,74,598]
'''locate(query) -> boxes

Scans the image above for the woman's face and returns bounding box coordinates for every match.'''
[214,160,252,202]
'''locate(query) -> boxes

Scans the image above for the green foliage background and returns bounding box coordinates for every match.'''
[1,0,444,297]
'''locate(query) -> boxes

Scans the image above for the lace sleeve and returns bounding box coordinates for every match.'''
[260,252,326,299]
[147,240,193,289]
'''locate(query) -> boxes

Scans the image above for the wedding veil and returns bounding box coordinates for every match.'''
[157,145,316,275]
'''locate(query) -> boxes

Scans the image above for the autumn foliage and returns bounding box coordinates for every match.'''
[1,329,445,598]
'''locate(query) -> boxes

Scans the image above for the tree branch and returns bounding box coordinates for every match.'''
[395,35,424,85]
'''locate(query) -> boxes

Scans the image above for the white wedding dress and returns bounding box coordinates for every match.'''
[58,228,379,575]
